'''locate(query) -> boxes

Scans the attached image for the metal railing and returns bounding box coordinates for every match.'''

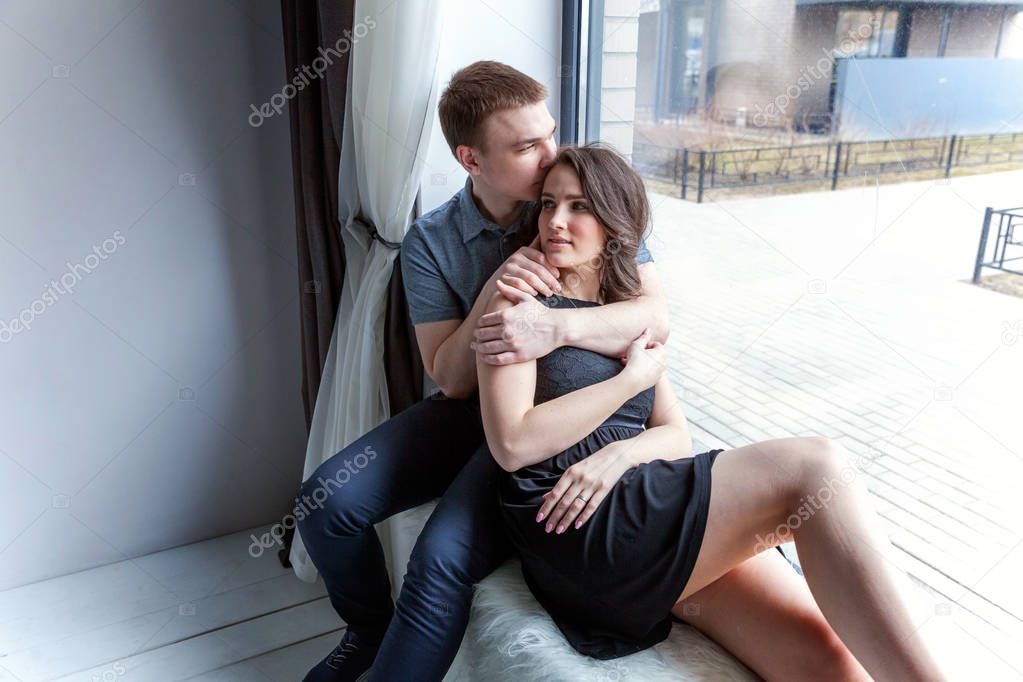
[632,132,1023,203]
[973,206,1023,282]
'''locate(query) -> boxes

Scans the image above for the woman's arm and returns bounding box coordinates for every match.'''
[536,374,694,534]
[476,290,653,472]
[609,373,694,466]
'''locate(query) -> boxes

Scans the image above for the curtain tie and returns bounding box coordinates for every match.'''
[355,216,401,250]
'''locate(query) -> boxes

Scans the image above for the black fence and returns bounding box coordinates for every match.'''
[974,206,1023,283]
[633,132,1023,203]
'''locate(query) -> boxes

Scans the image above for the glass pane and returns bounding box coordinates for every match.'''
[945,6,1005,57]
[583,6,1023,668]
[1002,10,1023,58]
[877,8,900,57]
[907,7,943,57]
[634,2,704,124]
[834,8,899,59]
[836,9,877,58]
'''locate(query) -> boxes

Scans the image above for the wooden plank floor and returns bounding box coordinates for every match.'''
[0,526,340,681]
[2,517,1019,680]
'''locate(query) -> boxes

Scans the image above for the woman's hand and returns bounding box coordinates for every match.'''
[619,328,665,391]
[536,442,637,534]
[491,234,562,298]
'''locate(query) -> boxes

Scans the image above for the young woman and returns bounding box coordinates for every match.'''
[474,144,946,681]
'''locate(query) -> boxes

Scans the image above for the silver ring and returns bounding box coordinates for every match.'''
[577,495,589,503]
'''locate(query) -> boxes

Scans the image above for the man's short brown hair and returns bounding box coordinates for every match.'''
[438,61,548,156]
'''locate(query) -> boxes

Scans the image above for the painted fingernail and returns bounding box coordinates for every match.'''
[545,523,553,533]
[536,512,544,522]
[556,525,565,534]
[574,520,581,529]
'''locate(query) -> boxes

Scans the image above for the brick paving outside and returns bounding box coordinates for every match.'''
[646,168,1023,679]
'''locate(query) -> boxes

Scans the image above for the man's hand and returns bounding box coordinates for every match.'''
[492,234,562,298]
[472,281,560,365]
[535,441,636,534]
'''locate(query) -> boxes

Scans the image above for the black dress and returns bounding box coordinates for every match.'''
[499,294,723,660]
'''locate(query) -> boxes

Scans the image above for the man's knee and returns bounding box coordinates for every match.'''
[296,448,376,537]
[406,529,501,591]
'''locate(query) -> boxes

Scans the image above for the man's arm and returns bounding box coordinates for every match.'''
[558,262,669,355]
[413,277,504,399]
[407,235,561,399]
[474,261,670,364]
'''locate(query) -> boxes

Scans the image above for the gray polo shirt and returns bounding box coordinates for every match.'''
[401,177,652,325]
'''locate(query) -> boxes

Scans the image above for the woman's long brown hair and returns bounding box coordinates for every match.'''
[544,143,650,304]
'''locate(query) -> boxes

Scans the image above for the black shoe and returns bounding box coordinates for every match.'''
[302,629,378,682]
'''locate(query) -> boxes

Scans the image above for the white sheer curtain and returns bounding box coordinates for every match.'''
[290,0,442,588]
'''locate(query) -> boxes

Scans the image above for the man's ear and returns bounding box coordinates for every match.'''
[455,144,482,177]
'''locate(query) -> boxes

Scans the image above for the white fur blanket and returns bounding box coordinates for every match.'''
[387,502,758,681]
[444,559,758,681]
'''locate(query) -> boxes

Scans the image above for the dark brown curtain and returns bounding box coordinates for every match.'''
[282,0,353,432]
[279,0,423,566]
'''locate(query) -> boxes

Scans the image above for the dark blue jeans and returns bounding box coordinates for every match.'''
[295,391,510,681]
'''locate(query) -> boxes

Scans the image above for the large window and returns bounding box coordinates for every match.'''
[563,3,1023,672]
[835,7,901,58]
[908,4,1021,57]
[945,4,1007,56]
[1002,9,1023,56]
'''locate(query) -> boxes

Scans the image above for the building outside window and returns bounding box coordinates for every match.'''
[592,0,1023,155]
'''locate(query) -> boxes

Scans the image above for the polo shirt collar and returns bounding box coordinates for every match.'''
[457,176,534,244]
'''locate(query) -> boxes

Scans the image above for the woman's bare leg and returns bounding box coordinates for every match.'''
[675,437,944,682]
[672,548,870,681]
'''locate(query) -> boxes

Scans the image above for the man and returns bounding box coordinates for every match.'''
[297,60,667,682]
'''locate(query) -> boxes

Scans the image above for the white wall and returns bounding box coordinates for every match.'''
[413,0,561,400]
[0,0,305,589]
[419,0,563,211]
